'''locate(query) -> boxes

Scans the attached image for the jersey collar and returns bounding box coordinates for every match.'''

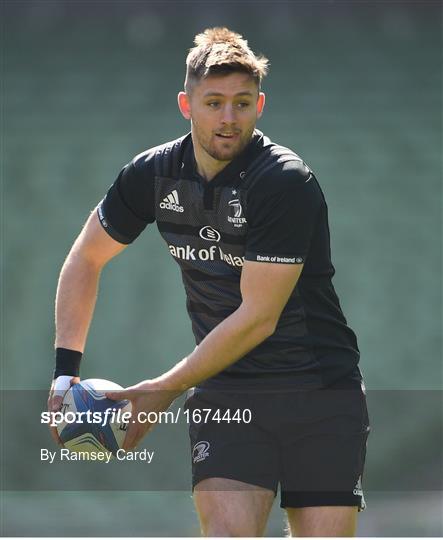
[182,129,264,187]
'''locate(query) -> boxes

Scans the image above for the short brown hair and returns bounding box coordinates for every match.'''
[184,27,269,93]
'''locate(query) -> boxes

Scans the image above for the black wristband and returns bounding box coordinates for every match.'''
[53,348,82,379]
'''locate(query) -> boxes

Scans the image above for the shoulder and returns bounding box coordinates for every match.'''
[247,138,317,197]
[129,133,190,178]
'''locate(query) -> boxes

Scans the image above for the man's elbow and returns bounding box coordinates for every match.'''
[239,305,279,340]
[63,244,104,276]
[257,317,278,339]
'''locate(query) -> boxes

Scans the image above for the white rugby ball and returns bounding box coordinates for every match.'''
[56,378,131,457]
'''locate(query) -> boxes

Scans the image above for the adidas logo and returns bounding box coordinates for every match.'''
[159,190,184,213]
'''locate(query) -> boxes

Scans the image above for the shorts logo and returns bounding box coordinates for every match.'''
[353,476,363,497]
[199,226,221,242]
[193,441,210,463]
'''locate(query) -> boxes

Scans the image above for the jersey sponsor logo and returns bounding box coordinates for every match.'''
[255,254,303,264]
[193,441,210,463]
[168,244,244,267]
[199,226,221,242]
[228,199,246,228]
[159,190,184,213]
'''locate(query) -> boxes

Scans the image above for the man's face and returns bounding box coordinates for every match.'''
[178,72,265,163]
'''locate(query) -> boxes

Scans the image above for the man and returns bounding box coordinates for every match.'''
[49,27,370,537]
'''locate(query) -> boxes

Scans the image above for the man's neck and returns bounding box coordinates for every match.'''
[193,142,231,182]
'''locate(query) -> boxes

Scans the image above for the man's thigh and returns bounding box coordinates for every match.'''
[186,389,280,494]
[286,506,358,537]
[194,477,275,537]
[279,381,370,512]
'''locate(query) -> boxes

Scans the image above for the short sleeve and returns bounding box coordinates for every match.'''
[97,152,156,244]
[244,160,323,264]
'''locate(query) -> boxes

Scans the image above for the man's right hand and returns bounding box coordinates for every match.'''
[47,375,80,446]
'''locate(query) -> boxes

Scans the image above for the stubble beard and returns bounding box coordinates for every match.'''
[193,122,255,163]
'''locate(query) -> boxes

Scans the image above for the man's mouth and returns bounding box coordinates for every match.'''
[215,132,239,139]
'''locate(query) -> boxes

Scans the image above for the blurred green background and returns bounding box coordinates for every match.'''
[1,0,441,536]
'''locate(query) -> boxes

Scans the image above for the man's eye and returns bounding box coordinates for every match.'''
[207,102,220,108]
[237,102,251,109]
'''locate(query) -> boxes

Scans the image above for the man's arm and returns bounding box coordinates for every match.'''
[155,259,303,391]
[48,207,127,445]
[107,260,303,449]
[55,208,127,351]
[56,155,155,351]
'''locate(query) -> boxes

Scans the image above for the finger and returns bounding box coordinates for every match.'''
[49,426,63,447]
[106,389,130,401]
[130,425,154,450]
[122,418,151,451]
[48,395,63,413]
[122,421,140,451]
[122,421,155,451]
[52,376,73,399]
[48,377,80,408]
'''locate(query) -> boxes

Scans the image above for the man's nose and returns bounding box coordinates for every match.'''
[221,105,235,124]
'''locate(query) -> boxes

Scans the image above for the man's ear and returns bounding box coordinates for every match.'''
[178,92,191,120]
[256,92,265,119]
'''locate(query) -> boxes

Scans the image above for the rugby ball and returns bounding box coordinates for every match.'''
[56,378,131,456]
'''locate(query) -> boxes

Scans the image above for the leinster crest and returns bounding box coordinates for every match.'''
[228,199,247,228]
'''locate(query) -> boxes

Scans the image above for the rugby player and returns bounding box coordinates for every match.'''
[49,27,370,537]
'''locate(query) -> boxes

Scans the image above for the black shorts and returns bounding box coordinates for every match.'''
[185,376,370,510]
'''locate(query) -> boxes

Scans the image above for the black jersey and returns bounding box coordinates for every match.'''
[98,130,361,388]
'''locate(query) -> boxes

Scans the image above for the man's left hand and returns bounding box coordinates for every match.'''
[106,381,180,450]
